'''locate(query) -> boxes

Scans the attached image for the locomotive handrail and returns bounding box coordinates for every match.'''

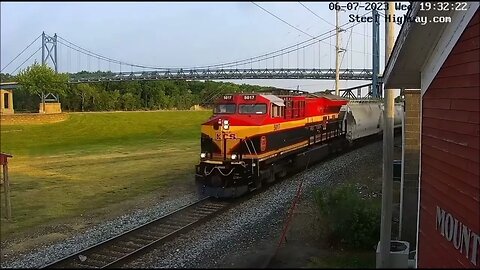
[243,138,261,177]
[243,138,253,155]
[248,139,260,177]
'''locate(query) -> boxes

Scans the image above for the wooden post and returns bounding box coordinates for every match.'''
[1,153,12,220]
[3,163,11,220]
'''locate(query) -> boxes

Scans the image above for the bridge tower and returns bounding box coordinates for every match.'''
[41,32,58,73]
[40,32,61,113]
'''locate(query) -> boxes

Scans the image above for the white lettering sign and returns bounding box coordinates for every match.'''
[435,206,480,266]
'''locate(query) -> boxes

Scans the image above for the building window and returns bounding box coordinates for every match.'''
[3,93,8,109]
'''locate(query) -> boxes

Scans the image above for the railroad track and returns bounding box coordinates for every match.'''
[43,197,230,268]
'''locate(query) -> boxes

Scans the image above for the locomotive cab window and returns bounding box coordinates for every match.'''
[239,104,267,114]
[214,104,236,114]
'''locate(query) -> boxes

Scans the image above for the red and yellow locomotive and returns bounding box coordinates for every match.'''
[195,92,349,198]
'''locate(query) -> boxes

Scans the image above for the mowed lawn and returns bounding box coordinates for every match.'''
[0,110,211,238]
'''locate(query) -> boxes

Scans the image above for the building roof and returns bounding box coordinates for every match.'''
[383,2,479,90]
[0,82,19,90]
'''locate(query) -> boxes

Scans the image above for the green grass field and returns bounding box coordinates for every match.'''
[0,110,211,239]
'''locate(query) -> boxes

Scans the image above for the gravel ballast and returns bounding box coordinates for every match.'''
[2,140,383,268]
[1,193,200,268]
[127,140,384,268]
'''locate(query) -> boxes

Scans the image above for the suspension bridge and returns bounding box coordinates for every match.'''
[1,4,386,96]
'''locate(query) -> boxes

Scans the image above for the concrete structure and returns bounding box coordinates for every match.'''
[0,82,18,115]
[383,3,479,268]
[39,102,62,114]
[0,89,14,115]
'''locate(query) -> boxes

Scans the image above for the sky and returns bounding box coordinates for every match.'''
[1,2,408,93]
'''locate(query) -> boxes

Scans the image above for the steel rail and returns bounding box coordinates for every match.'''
[42,196,230,268]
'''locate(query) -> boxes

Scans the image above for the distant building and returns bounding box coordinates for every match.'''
[383,3,479,268]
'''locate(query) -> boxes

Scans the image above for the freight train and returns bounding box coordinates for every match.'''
[195,91,402,198]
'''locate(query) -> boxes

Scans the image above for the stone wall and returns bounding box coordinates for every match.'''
[39,102,62,114]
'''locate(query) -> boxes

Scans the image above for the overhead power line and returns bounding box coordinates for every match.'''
[251,2,315,38]
[200,18,367,69]
[340,8,359,68]
[298,2,335,27]
[298,2,382,40]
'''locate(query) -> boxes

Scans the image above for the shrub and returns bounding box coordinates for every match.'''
[314,183,381,249]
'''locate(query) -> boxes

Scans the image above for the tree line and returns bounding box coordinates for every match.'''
[1,63,272,112]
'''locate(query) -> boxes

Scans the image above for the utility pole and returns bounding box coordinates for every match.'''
[335,4,341,96]
[378,1,396,268]
[372,9,380,97]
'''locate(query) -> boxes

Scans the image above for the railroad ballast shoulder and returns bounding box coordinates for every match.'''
[195,92,355,198]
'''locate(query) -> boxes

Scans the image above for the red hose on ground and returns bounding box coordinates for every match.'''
[275,178,304,252]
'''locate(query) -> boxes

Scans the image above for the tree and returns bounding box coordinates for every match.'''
[0,73,16,83]
[16,63,69,111]
[73,84,95,112]
[121,92,140,111]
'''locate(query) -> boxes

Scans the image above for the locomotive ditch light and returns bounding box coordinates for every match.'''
[231,154,238,160]
[200,153,207,158]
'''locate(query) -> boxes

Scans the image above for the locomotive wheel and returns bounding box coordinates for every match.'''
[263,169,276,185]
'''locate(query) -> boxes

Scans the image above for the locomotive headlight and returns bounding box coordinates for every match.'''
[200,152,206,158]
[222,120,229,130]
[231,154,237,160]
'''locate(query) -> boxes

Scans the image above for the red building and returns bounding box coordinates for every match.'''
[383,2,479,268]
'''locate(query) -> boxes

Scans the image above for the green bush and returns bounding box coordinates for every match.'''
[314,183,380,249]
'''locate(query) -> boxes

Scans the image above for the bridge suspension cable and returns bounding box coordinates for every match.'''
[1,33,42,73]
[11,46,42,74]
[57,36,166,70]
[11,7,373,75]
[56,16,365,73]
[188,14,370,70]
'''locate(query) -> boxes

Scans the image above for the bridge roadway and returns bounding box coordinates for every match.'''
[68,68,373,83]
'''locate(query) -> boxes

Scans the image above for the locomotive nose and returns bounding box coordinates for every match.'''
[210,174,223,187]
